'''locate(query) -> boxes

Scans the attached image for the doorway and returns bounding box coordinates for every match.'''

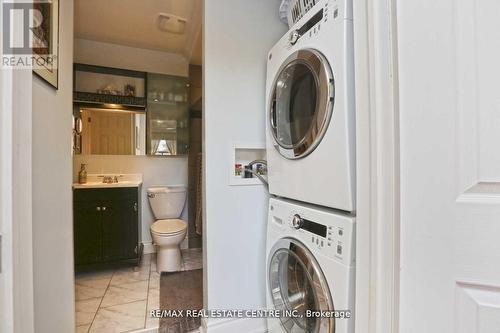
[72,1,203,332]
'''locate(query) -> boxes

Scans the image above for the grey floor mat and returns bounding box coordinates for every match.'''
[159,269,203,333]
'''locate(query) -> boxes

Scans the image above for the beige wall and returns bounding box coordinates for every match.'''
[75,38,189,76]
[32,0,75,332]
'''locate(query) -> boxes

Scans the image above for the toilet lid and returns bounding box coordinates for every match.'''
[151,219,187,235]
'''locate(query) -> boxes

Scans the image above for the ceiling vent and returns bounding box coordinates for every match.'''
[157,13,187,34]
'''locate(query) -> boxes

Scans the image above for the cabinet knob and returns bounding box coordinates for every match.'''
[102,207,107,211]
[96,207,101,211]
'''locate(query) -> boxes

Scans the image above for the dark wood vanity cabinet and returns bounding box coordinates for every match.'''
[73,187,142,269]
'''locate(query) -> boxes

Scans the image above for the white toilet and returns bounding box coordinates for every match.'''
[147,185,188,272]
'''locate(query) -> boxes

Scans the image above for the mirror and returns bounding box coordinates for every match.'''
[74,108,146,156]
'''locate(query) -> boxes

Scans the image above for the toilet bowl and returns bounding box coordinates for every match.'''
[147,186,187,272]
[150,219,187,272]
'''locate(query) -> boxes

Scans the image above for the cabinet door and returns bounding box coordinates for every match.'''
[74,201,102,265]
[101,198,138,261]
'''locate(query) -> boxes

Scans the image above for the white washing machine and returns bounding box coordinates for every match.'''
[266,197,355,333]
[265,0,355,212]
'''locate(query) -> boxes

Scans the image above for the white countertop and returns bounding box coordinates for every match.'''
[73,174,143,189]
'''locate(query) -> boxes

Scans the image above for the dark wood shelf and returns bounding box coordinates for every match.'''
[74,91,146,108]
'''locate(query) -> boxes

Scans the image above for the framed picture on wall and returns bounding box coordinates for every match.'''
[32,0,60,89]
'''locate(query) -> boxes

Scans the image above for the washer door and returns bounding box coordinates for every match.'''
[269,49,334,159]
[268,238,334,333]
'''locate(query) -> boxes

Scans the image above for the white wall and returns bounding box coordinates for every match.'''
[204,0,286,331]
[73,155,188,247]
[73,39,190,246]
[75,38,189,76]
[32,0,75,332]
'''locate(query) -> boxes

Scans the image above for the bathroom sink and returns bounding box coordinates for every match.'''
[72,174,143,189]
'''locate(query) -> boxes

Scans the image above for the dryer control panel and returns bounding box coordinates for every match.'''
[268,198,355,266]
[286,0,352,47]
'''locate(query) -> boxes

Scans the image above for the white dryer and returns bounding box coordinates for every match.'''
[266,198,355,333]
[265,0,355,212]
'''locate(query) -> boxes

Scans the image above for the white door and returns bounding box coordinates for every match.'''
[398,0,500,332]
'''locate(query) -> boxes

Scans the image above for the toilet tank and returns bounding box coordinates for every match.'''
[147,185,187,219]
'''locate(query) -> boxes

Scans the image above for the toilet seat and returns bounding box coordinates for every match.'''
[151,219,187,236]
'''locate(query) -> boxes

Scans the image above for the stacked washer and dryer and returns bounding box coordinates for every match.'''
[265,0,355,332]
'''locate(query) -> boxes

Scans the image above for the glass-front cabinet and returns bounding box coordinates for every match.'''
[147,73,190,156]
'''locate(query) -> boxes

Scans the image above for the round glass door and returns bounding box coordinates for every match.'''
[268,238,334,333]
[269,49,334,159]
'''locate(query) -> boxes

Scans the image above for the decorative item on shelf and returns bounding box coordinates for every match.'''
[149,91,159,101]
[235,164,242,176]
[78,164,88,184]
[97,84,121,95]
[124,84,136,97]
[32,0,59,89]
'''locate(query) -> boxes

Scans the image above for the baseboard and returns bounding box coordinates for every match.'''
[200,317,267,333]
[142,241,156,254]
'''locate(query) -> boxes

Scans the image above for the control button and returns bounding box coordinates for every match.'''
[328,238,332,241]
[316,238,319,245]
[328,243,332,247]
[321,240,324,247]
[339,229,343,236]
[312,236,315,242]
[337,245,342,255]
[328,226,333,230]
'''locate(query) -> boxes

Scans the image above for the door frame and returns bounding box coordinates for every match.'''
[0,5,35,330]
[353,0,400,332]
[0,68,35,333]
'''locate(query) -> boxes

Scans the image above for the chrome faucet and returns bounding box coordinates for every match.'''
[102,175,119,184]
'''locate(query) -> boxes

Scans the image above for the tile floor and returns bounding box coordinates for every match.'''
[75,248,203,333]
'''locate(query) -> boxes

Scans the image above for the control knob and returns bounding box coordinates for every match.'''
[289,30,301,45]
[291,214,303,229]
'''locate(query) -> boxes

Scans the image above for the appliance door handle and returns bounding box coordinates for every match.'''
[270,100,277,130]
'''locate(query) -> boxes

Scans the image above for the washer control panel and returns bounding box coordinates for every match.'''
[269,198,355,266]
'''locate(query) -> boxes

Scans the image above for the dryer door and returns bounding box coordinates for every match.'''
[268,238,334,333]
[269,49,334,159]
